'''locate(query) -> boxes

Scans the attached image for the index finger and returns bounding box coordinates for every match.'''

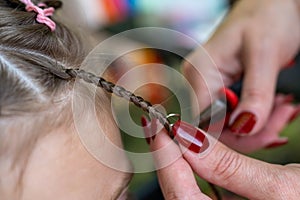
[142,117,211,200]
[181,131,283,199]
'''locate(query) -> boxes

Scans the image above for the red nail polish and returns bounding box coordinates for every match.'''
[229,112,257,135]
[283,94,294,104]
[172,120,207,154]
[288,108,300,123]
[266,140,288,149]
[141,116,148,127]
[141,116,151,144]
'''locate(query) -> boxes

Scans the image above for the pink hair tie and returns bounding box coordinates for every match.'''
[19,0,56,31]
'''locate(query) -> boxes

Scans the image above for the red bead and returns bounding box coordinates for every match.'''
[172,120,207,154]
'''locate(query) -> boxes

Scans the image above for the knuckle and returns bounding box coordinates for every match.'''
[163,190,185,200]
[212,149,242,184]
[242,87,271,105]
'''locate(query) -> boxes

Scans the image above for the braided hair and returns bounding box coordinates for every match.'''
[0,1,172,197]
[0,0,170,131]
[65,68,171,132]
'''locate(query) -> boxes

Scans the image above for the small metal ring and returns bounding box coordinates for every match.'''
[165,113,181,128]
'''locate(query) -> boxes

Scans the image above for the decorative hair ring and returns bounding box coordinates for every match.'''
[19,0,56,31]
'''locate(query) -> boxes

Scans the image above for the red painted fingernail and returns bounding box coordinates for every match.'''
[141,116,148,127]
[229,112,257,135]
[141,116,151,145]
[288,107,300,123]
[266,140,288,149]
[172,120,207,154]
[283,94,294,104]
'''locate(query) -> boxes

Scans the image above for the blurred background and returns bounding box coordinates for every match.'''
[62,0,300,199]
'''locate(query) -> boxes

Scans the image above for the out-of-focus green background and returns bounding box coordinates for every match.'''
[76,0,300,199]
[118,68,300,200]
[111,50,300,199]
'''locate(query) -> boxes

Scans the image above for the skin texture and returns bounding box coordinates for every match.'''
[21,124,132,200]
[1,98,132,200]
[143,0,300,199]
[144,119,300,199]
[182,0,300,145]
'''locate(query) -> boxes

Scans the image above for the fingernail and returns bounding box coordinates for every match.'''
[229,112,257,135]
[141,116,148,127]
[283,94,294,104]
[266,140,288,149]
[172,120,207,154]
[141,116,151,145]
[288,107,300,123]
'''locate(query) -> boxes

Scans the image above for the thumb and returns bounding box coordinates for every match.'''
[229,36,281,135]
[182,135,283,200]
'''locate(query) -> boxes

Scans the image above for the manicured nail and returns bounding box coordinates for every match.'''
[288,107,300,123]
[283,94,294,104]
[266,140,288,149]
[229,112,257,135]
[141,116,148,127]
[172,120,207,154]
[141,116,151,145]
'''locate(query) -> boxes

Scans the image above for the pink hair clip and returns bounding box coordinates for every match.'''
[19,0,56,31]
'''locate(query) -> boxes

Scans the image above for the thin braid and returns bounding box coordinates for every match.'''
[66,68,171,132]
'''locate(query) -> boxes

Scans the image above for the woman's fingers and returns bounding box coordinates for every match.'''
[183,0,300,138]
[183,140,300,199]
[181,134,291,199]
[182,48,225,116]
[142,116,300,199]
[228,28,282,136]
[150,114,296,199]
[142,117,211,200]
[220,94,299,153]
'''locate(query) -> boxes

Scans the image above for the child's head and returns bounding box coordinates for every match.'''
[0,0,132,199]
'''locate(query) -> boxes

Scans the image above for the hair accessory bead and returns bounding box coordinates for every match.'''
[20,0,56,31]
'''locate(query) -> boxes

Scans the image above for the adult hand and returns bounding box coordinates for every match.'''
[220,94,299,153]
[142,118,300,199]
[182,0,300,142]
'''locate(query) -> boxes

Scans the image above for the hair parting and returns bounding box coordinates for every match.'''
[1,0,173,197]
